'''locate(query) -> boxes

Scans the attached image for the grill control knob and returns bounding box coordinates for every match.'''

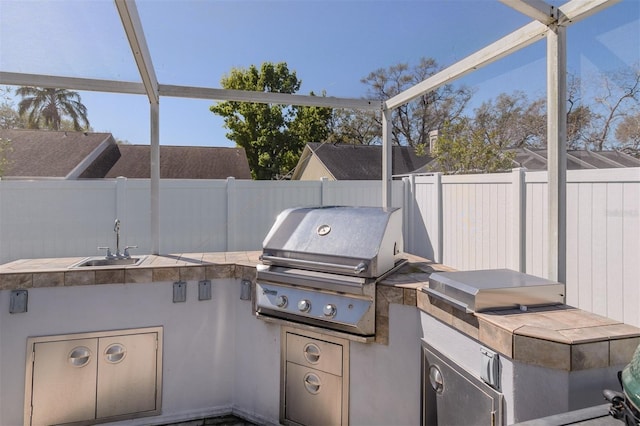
[298,299,311,313]
[276,295,288,308]
[323,304,337,318]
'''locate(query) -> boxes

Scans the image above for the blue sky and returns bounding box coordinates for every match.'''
[1,0,638,147]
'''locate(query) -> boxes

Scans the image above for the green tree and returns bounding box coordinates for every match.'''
[210,62,331,180]
[0,87,25,129]
[16,87,89,131]
[430,120,516,174]
[0,138,13,177]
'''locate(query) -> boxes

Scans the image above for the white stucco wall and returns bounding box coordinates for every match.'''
[419,311,624,424]
[0,279,280,426]
[350,303,422,426]
[0,280,424,426]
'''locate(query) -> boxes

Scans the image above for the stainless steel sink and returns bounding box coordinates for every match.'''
[70,256,147,268]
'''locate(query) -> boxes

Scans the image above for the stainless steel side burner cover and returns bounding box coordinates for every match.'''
[424,269,565,313]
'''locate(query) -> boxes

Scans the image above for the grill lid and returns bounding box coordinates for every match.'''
[261,206,403,278]
[422,269,565,313]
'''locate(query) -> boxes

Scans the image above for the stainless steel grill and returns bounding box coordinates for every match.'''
[255,206,405,337]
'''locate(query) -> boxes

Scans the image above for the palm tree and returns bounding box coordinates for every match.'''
[16,87,89,131]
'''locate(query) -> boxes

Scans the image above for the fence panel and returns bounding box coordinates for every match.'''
[158,180,229,254]
[1,170,638,328]
[408,168,639,328]
[564,169,640,324]
[322,180,404,208]
[440,173,515,271]
[0,178,393,263]
[524,172,548,278]
[0,180,116,262]
[230,180,323,250]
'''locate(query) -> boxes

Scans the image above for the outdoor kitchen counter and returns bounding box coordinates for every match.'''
[2,252,639,370]
[378,254,640,371]
[0,251,262,289]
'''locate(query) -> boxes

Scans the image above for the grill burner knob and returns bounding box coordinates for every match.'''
[276,295,288,308]
[298,299,311,313]
[323,304,337,318]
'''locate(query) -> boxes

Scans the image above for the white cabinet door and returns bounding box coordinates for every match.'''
[31,338,98,426]
[96,332,158,418]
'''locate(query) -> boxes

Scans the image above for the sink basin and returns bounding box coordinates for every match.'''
[70,256,147,268]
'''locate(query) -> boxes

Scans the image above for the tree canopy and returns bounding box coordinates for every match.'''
[210,62,331,180]
[16,87,89,131]
[0,138,12,177]
[344,60,639,165]
[330,57,474,147]
[430,120,516,174]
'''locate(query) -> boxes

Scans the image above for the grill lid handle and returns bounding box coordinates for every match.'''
[260,254,368,275]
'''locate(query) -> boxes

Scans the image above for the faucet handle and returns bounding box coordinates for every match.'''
[123,245,138,258]
[98,247,113,258]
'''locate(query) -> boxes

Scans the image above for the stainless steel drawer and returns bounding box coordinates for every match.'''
[285,361,343,426]
[286,332,343,376]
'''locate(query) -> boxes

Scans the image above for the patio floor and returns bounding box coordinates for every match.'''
[161,415,258,426]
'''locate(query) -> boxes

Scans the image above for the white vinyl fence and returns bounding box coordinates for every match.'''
[0,177,404,264]
[1,168,638,327]
[404,167,640,327]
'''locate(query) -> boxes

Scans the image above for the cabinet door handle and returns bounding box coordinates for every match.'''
[104,344,126,363]
[68,347,92,367]
[303,343,321,364]
[303,373,321,394]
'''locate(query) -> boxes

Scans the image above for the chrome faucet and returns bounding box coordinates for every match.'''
[114,219,121,257]
[98,219,136,259]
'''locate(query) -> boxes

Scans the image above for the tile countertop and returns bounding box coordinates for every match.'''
[1,252,639,370]
[378,255,640,371]
[0,252,262,289]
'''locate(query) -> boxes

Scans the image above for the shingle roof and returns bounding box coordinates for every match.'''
[0,129,252,180]
[0,129,113,178]
[302,142,432,180]
[513,148,640,170]
[412,147,640,173]
[104,144,251,179]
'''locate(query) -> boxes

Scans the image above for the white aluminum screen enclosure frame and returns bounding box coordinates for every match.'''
[0,0,620,283]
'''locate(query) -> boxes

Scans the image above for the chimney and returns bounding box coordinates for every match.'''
[428,129,439,153]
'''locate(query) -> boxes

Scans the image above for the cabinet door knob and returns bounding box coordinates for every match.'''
[303,373,321,394]
[68,347,92,367]
[104,344,126,363]
[303,343,321,364]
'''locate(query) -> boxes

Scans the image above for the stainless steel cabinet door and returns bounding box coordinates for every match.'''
[422,344,503,426]
[285,362,342,426]
[286,332,343,376]
[96,332,158,418]
[31,338,98,426]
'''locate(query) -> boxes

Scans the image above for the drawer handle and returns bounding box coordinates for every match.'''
[303,343,321,364]
[104,343,126,363]
[68,346,92,367]
[303,373,321,394]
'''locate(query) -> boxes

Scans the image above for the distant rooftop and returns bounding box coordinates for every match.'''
[292,142,432,180]
[0,129,251,180]
[513,148,640,170]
